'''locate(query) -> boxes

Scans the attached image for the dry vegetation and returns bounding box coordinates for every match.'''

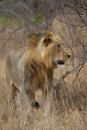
[0,1,87,129]
[0,18,87,130]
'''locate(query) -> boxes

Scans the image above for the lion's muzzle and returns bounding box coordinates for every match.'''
[57,60,65,65]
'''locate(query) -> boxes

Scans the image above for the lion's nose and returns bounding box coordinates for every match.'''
[67,55,71,58]
[57,60,65,65]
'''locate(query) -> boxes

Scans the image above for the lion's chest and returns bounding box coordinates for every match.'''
[31,64,46,86]
[24,62,47,90]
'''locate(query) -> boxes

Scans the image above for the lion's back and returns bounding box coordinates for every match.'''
[6,47,29,88]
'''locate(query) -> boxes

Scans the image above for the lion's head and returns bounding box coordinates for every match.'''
[27,32,70,68]
[51,41,70,68]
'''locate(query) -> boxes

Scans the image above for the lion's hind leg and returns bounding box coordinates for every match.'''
[10,82,19,109]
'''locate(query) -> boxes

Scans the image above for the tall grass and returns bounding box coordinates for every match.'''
[0,24,87,130]
[0,58,87,130]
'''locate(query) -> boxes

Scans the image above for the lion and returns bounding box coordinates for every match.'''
[6,31,70,109]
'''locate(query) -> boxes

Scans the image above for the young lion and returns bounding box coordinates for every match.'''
[6,32,70,109]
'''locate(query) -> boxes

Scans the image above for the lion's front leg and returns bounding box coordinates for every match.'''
[42,69,53,100]
[23,81,40,109]
[24,63,40,109]
[44,68,54,114]
[47,68,53,97]
[25,86,40,109]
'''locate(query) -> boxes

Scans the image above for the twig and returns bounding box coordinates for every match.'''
[60,61,87,80]
[72,63,84,85]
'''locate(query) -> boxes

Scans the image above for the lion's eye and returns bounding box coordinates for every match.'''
[57,44,60,47]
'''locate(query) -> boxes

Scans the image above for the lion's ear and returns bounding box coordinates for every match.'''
[43,37,52,46]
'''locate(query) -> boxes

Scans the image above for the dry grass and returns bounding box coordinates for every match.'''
[0,52,87,130]
[0,24,87,130]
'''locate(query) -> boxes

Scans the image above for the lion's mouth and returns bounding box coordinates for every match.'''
[57,60,65,65]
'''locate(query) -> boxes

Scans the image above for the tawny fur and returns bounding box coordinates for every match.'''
[6,31,69,108]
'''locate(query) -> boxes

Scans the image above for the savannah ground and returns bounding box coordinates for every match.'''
[0,18,87,130]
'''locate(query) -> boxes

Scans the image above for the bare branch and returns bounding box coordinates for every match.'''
[61,61,87,80]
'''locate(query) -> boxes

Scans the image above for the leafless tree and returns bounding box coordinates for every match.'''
[0,0,60,31]
[0,0,87,81]
[64,0,87,26]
